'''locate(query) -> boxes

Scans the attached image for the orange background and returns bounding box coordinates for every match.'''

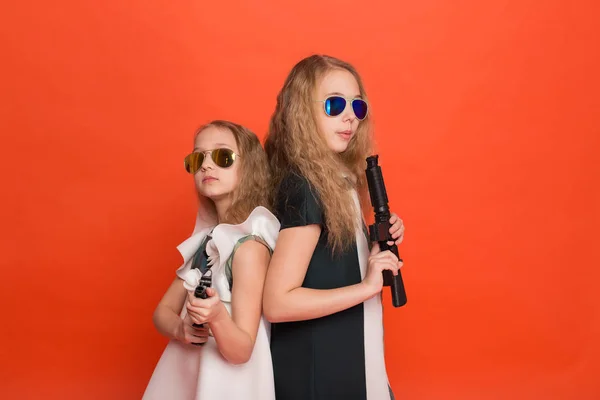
[1,1,599,399]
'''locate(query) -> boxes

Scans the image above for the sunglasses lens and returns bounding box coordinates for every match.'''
[212,148,235,168]
[324,96,347,117]
[352,99,368,120]
[184,152,204,174]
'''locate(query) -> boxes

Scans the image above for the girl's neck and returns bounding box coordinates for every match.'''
[213,197,232,224]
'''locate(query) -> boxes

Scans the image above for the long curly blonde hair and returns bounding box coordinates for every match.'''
[195,120,272,225]
[265,55,373,252]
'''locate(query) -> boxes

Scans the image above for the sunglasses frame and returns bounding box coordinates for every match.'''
[184,148,240,174]
[315,95,369,121]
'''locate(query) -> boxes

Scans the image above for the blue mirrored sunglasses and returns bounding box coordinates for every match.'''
[316,96,368,120]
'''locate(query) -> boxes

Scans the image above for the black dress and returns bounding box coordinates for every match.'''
[270,172,393,400]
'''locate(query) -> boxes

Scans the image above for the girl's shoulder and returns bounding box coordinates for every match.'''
[275,170,324,229]
[277,169,315,195]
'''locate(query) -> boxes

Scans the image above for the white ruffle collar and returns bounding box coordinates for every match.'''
[175,206,280,302]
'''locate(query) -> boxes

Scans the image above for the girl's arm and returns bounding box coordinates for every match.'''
[205,240,271,364]
[262,224,399,323]
[153,278,187,340]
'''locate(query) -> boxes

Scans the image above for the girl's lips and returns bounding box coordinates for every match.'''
[337,130,352,140]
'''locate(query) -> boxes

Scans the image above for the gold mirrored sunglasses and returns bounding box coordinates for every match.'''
[184,148,240,174]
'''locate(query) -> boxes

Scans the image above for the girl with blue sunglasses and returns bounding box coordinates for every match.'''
[263,55,407,400]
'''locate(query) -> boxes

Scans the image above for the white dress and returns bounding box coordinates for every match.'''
[143,206,280,400]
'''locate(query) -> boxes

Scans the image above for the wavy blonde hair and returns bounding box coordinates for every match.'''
[265,55,373,252]
[195,120,272,225]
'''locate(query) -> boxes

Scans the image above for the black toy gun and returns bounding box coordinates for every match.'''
[365,155,407,307]
[193,273,211,301]
[190,269,212,345]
